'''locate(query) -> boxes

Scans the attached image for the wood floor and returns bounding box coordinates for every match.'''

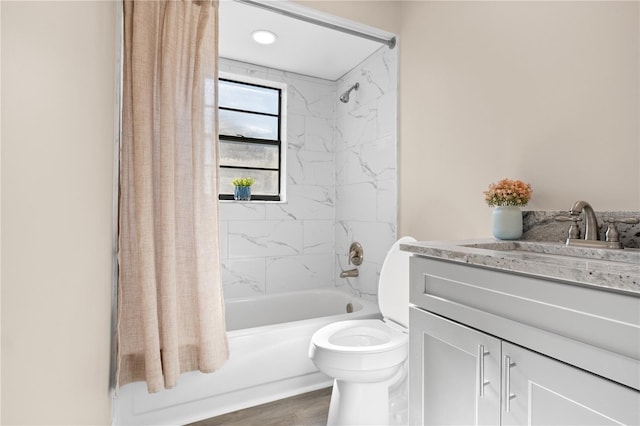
[188,387,332,426]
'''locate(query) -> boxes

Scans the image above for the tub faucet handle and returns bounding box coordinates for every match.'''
[348,242,364,266]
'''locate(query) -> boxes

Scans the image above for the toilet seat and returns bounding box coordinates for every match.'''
[309,319,408,382]
[310,319,407,354]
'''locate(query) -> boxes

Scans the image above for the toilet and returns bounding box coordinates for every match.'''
[309,236,416,426]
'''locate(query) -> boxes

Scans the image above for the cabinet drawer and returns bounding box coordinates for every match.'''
[410,256,640,390]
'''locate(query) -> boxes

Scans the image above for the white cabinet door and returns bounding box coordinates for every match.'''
[502,342,640,426]
[409,307,501,426]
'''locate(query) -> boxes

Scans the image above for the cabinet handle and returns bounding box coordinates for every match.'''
[503,355,516,412]
[477,345,490,398]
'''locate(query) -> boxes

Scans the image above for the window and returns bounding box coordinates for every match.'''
[218,77,285,201]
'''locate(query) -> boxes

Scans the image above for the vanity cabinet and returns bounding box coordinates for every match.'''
[409,256,640,426]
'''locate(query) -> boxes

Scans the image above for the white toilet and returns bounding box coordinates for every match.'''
[309,236,416,426]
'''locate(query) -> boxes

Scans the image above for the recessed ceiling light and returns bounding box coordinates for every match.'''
[251,30,277,45]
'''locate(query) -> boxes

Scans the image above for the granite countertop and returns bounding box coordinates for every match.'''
[401,239,640,296]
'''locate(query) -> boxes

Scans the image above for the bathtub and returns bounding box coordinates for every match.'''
[113,288,381,425]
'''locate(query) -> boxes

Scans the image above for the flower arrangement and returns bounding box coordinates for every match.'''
[484,178,532,207]
[231,177,255,187]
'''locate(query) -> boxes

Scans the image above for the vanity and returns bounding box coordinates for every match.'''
[402,239,640,425]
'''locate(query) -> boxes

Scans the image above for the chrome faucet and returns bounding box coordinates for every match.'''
[556,201,637,249]
[569,200,599,241]
[562,200,625,249]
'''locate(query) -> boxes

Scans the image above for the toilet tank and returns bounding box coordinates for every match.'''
[378,236,416,328]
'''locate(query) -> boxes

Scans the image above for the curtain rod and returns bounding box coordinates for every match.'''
[231,0,396,49]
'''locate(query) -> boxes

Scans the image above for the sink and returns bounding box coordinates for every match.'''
[462,241,640,264]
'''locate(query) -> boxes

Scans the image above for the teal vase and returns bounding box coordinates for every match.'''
[234,186,251,201]
[492,206,522,240]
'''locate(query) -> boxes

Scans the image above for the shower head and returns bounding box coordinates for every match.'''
[339,82,359,103]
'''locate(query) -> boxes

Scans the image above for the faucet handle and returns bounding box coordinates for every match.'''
[556,215,581,239]
[348,242,364,266]
[602,217,639,244]
[605,223,620,243]
[603,217,640,225]
[555,215,581,223]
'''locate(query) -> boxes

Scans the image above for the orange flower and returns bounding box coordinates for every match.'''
[484,178,532,207]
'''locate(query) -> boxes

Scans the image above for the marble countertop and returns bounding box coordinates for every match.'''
[401,239,640,296]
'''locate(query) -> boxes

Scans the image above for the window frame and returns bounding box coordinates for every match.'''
[217,73,287,202]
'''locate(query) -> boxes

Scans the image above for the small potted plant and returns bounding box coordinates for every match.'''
[231,177,255,201]
[484,178,532,240]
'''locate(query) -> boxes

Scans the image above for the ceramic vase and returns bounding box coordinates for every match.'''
[234,186,251,201]
[492,206,523,240]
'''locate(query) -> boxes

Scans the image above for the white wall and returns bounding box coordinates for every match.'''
[300,1,640,241]
[399,1,639,240]
[1,1,115,424]
[299,0,399,35]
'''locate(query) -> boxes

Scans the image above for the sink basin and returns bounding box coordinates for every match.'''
[462,241,640,264]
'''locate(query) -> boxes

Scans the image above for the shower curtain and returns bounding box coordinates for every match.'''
[117,0,228,393]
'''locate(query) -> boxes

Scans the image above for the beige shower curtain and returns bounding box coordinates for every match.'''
[117,0,228,393]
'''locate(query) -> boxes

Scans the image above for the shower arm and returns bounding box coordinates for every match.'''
[340,82,359,103]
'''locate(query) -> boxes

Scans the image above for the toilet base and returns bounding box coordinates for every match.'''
[327,379,389,426]
[325,361,408,426]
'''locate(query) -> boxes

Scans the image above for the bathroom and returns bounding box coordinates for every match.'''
[1,0,638,424]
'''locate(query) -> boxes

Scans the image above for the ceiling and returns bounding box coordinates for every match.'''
[218,0,386,81]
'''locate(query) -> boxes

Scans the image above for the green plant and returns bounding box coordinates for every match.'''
[231,177,256,187]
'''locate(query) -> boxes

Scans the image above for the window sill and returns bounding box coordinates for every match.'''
[218,199,287,204]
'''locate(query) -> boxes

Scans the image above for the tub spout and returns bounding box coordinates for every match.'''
[340,268,359,278]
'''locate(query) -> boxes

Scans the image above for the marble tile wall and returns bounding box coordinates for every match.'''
[219,58,337,298]
[218,48,398,302]
[334,47,398,302]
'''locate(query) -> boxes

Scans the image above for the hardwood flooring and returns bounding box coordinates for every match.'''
[188,387,332,426]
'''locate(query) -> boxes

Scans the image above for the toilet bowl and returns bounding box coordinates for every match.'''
[309,236,416,426]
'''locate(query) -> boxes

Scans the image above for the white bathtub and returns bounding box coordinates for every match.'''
[113,288,381,425]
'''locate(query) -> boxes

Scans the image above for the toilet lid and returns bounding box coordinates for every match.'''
[378,236,416,328]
